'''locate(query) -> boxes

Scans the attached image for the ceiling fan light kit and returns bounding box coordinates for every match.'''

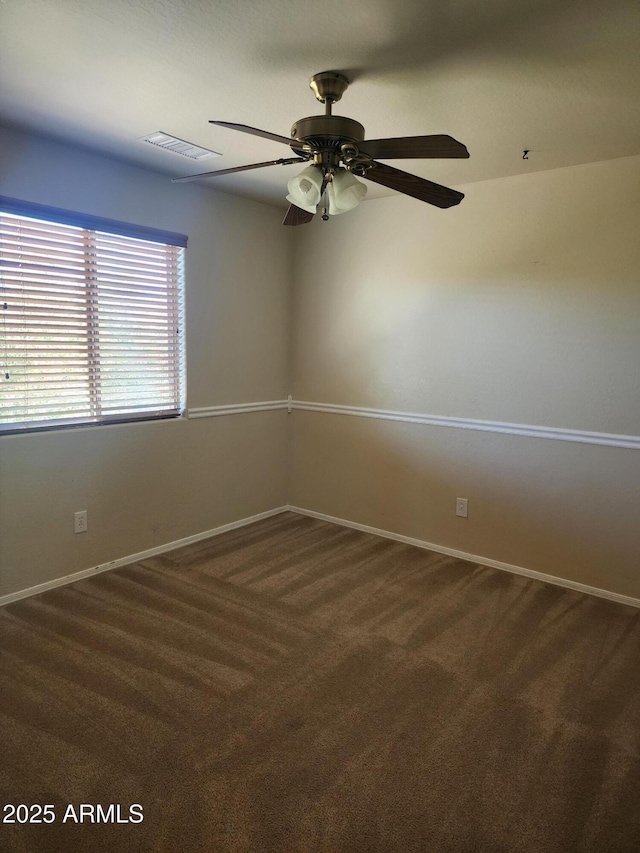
[287,164,367,215]
[173,71,469,225]
[286,164,324,213]
[327,168,367,215]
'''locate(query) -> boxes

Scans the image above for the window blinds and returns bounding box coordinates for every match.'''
[0,206,186,433]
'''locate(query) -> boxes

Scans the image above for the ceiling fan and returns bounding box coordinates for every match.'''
[173,71,469,225]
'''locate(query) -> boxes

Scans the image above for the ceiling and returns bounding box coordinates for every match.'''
[1,0,639,208]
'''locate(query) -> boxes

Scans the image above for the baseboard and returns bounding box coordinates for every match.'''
[0,506,289,608]
[5,503,637,611]
[287,505,640,610]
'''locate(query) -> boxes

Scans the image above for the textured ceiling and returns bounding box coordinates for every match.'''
[1,0,639,208]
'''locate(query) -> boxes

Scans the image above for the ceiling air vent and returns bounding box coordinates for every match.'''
[139,132,220,160]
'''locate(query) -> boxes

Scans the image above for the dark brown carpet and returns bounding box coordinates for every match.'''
[1,511,640,852]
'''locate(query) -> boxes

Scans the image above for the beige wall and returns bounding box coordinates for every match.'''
[2,128,639,602]
[0,126,290,597]
[290,155,640,598]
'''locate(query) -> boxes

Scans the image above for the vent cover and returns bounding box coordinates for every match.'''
[139,132,220,160]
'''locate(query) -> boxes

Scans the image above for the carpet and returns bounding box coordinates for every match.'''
[1,511,639,852]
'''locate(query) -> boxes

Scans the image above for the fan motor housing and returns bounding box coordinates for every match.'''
[291,115,365,150]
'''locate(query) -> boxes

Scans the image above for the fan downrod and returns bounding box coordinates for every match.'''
[292,72,363,155]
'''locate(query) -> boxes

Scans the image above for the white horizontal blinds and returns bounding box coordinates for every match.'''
[93,231,182,417]
[1,215,94,426]
[0,210,184,431]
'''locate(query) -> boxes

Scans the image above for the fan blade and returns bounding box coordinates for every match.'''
[283,204,314,226]
[209,121,304,149]
[363,162,464,209]
[172,157,305,183]
[359,135,469,160]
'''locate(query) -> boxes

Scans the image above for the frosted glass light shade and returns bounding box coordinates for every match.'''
[327,168,367,215]
[286,165,324,213]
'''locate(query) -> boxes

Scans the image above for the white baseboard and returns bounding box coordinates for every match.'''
[288,505,640,610]
[0,506,289,608]
[4,503,638,612]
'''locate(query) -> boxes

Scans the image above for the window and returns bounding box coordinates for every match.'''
[0,197,187,434]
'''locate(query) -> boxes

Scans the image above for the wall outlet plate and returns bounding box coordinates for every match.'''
[456,498,468,518]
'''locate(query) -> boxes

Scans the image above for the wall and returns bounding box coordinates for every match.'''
[290,155,640,598]
[2,130,638,603]
[0,125,291,598]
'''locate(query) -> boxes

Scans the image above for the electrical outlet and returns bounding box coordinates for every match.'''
[455,498,468,518]
[74,510,88,533]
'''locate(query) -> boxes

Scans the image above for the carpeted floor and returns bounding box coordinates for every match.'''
[1,511,640,852]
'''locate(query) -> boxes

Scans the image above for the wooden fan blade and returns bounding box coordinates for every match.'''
[172,157,305,183]
[283,204,314,226]
[363,162,464,209]
[209,121,304,149]
[359,135,469,160]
